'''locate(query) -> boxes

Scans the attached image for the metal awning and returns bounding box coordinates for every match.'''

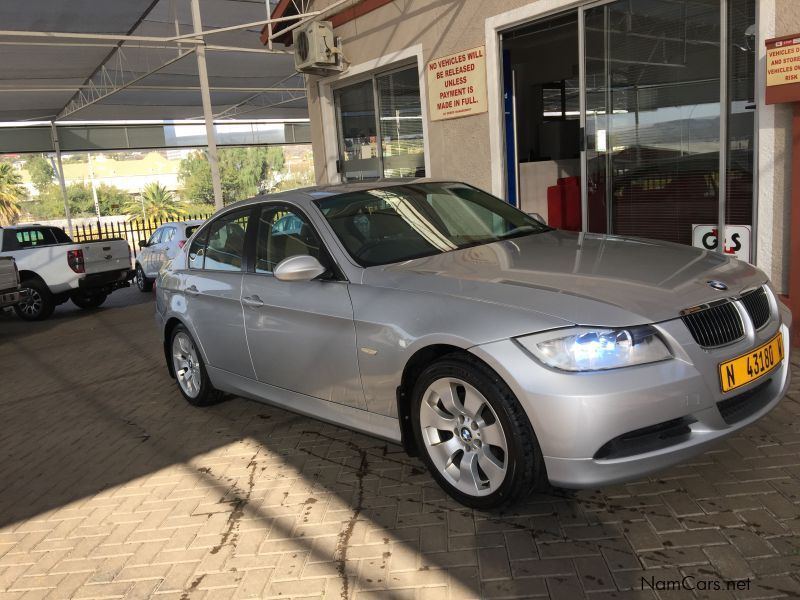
[0,0,308,122]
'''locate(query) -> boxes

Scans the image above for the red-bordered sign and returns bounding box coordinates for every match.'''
[766,34,800,104]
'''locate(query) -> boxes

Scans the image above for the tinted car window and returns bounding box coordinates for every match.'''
[7,227,66,249]
[204,210,250,272]
[255,206,322,274]
[162,227,176,242]
[315,182,550,267]
[185,225,201,238]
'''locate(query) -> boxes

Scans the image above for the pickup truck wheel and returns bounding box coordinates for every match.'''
[71,292,107,310]
[170,325,224,406]
[14,279,55,321]
[135,264,153,292]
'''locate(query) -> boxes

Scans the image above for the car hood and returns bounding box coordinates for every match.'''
[362,230,767,327]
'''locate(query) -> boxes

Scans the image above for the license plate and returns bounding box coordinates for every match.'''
[719,332,784,393]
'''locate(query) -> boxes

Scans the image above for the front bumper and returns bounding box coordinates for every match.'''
[471,317,791,489]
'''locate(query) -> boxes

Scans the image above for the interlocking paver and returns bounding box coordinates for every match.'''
[1,290,800,599]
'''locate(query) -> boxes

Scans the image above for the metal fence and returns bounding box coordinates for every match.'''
[65,215,211,261]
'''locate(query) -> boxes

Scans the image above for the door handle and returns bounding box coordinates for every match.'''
[185,285,200,296]
[242,295,264,308]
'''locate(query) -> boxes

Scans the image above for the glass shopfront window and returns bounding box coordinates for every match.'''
[725,0,757,256]
[334,64,425,181]
[502,0,756,258]
[584,0,724,245]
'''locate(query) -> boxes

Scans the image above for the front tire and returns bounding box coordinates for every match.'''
[170,325,223,407]
[411,355,545,510]
[14,279,55,321]
[135,264,153,292]
[71,292,107,309]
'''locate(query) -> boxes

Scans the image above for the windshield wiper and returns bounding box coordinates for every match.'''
[498,225,545,239]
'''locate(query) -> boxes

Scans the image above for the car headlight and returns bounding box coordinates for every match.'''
[516,326,671,372]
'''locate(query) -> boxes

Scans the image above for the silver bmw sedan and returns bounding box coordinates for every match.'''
[155,180,791,509]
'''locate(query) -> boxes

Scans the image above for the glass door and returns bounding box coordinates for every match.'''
[581,0,723,244]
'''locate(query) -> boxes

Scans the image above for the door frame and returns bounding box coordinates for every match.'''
[486,0,585,200]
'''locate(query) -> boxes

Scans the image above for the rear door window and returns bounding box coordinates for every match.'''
[191,210,250,271]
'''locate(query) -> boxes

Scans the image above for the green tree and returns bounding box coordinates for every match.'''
[178,146,287,205]
[24,155,55,193]
[24,185,66,221]
[97,184,130,215]
[0,162,25,226]
[178,151,214,204]
[124,182,186,221]
[30,183,97,219]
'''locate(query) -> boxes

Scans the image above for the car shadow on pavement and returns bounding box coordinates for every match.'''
[1,299,799,598]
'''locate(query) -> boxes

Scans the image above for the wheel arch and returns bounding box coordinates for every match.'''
[17,270,45,283]
[163,317,184,378]
[396,343,481,457]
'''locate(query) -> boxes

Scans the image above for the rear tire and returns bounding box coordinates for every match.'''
[135,264,153,292]
[170,325,224,407]
[411,354,545,510]
[14,279,55,321]
[71,292,107,310]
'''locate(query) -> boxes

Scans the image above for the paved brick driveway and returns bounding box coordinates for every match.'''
[1,290,799,599]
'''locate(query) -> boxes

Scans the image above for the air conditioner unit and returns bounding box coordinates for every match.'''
[293,21,343,74]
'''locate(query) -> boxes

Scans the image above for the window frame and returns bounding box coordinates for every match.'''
[245,201,345,281]
[333,60,424,182]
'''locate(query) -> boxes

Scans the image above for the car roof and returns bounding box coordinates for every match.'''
[0,224,53,229]
[158,219,205,228]
[214,178,439,215]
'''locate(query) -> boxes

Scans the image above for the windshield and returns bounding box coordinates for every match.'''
[314,182,550,267]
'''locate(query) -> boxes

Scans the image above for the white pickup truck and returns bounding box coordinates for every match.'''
[0,225,132,321]
[0,256,24,310]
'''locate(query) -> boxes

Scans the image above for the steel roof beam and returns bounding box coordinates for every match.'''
[57,49,196,120]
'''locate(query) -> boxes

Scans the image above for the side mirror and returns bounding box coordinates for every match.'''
[274,255,326,282]
[528,212,546,225]
[138,240,148,249]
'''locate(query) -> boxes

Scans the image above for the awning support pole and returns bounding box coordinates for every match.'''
[265,0,273,50]
[191,0,224,212]
[50,123,73,237]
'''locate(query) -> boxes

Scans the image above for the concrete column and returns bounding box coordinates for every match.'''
[50,123,73,237]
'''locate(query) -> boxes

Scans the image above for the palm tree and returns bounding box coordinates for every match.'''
[0,162,25,226]
[125,182,186,221]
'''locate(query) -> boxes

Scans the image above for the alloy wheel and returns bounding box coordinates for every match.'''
[18,288,42,318]
[136,266,145,291]
[419,377,508,496]
[172,332,202,398]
